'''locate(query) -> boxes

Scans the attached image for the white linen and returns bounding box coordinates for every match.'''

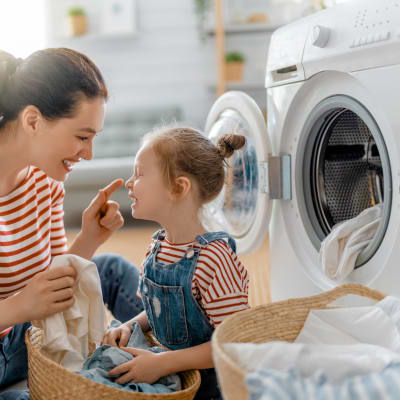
[319,203,383,281]
[225,341,400,383]
[33,254,107,370]
[223,295,400,383]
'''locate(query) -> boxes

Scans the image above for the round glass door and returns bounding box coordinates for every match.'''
[203,91,271,254]
[203,109,258,237]
[298,95,392,267]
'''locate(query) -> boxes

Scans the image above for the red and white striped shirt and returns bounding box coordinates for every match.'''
[0,166,68,337]
[141,237,249,327]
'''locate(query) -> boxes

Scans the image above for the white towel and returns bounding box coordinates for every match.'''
[224,295,400,383]
[319,203,383,281]
[33,254,107,370]
[225,341,400,383]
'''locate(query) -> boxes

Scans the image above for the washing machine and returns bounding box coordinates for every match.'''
[202,0,400,301]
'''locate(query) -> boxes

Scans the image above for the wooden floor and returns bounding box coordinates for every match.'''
[66,221,271,307]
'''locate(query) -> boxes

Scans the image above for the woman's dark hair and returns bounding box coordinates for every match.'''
[0,48,108,129]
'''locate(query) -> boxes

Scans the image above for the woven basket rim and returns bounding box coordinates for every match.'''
[212,283,387,378]
[26,329,201,398]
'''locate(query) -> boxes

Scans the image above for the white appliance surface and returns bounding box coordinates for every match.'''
[204,0,400,302]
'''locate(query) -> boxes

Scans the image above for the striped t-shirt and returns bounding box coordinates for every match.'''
[0,166,68,337]
[141,237,249,326]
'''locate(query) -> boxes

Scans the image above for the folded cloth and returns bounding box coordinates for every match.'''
[246,363,400,400]
[224,295,400,383]
[77,320,181,393]
[319,203,383,281]
[295,295,400,352]
[225,341,400,384]
[33,254,107,370]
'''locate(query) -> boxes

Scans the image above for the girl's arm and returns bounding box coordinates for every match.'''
[121,310,151,333]
[102,310,151,347]
[112,340,213,384]
[158,341,213,373]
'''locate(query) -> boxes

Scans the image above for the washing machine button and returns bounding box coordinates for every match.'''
[311,25,330,48]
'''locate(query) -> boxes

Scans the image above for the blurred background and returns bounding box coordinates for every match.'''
[1,0,346,305]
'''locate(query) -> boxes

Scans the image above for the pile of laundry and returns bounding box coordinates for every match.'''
[33,254,181,394]
[225,294,400,399]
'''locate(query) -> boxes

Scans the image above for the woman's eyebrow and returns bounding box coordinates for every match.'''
[77,127,103,134]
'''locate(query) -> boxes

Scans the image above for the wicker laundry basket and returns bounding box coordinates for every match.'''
[212,283,386,400]
[25,328,201,400]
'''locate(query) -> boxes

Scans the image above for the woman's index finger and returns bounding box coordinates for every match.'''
[102,178,124,201]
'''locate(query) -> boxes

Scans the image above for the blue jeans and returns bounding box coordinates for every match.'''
[93,253,144,322]
[0,254,143,399]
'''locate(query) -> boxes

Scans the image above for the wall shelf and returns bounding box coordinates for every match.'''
[208,82,265,92]
[206,22,280,35]
[54,33,135,43]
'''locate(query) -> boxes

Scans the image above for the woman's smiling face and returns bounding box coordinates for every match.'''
[29,96,105,182]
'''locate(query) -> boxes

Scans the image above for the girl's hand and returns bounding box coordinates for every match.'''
[109,347,167,384]
[13,266,76,321]
[102,323,132,347]
[81,179,124,246]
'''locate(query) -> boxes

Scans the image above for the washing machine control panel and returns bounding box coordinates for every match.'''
[299,0,400,79]
[350,30,390,48]
[311,25,330,48]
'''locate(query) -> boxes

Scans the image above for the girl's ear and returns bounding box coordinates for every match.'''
[173,176,191,199]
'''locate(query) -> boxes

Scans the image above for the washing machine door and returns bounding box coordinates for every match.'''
[202,91,272,254]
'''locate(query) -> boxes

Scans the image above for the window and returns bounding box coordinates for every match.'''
[0,0,46,58]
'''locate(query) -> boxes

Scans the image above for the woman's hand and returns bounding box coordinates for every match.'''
[109,348,167,384]
[82,179,125,245]
[102,323,132,347]
[13,266,76,322]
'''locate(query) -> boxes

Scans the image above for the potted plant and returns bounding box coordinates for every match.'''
[225,51,245,82]
[194,0,211,41]
[67,7,88,37]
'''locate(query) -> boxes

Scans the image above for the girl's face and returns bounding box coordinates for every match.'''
[29,96,105,182]
[125,143,173,222]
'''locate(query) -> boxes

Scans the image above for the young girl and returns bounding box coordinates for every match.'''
[102,126,249,399]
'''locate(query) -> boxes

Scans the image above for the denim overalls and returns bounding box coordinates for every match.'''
[139,229,237,400]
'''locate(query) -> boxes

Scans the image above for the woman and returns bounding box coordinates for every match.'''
[0,48,143,398]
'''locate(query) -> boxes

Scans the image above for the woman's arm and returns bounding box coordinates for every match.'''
[0,296,25,331]
[68,231,99,260]
[0,265,76,331]
[68,179,124,260]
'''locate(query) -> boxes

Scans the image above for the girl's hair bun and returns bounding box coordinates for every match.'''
[217,133,246,159]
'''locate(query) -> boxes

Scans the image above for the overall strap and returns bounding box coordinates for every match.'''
[195,231,237,253]
[151,229,166,241]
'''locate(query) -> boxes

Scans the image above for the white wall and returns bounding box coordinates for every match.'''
[45,0,272,127]
[46,0,218,128]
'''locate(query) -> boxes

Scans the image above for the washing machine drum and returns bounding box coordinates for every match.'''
[302,96,392,267]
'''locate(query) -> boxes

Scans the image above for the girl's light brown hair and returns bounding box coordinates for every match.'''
[142,126,246,204]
